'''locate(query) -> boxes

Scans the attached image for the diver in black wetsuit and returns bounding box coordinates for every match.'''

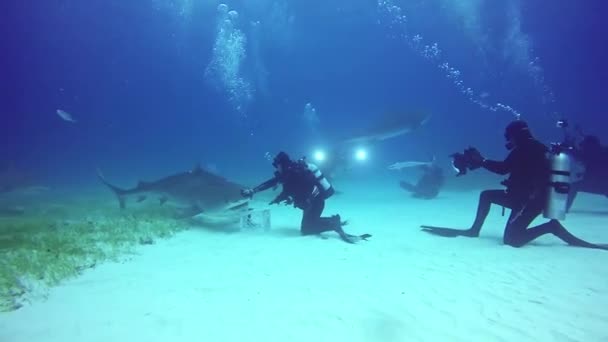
[567,135,608,211]
[241,152,371,244]
[422,120,608,250]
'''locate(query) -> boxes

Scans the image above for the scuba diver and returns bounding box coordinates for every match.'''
[422,120,608,250]
[567,134,608,211]
[241,151,371,244]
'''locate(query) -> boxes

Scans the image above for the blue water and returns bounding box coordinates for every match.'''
[4,0,607,189]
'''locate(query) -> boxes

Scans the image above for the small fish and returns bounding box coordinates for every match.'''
[56,109,76,123]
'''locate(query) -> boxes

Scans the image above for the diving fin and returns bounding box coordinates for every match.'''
[420,225,477,238]
[350,233,372,241]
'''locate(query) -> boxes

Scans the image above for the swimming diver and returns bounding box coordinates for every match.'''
[422,120,608,250]
[241,151,371,244]
[567,134,608,211]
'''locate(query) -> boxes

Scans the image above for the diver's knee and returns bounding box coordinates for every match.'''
[300,222,313,235]
[503,234,525,248]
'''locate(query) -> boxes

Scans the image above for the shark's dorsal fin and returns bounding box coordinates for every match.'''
[191,163,203,173]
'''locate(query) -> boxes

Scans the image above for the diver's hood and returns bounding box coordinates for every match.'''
[504,120,532,150]
[272,151,291,168]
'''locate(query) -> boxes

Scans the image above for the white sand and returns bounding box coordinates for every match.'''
[2,189,608,342]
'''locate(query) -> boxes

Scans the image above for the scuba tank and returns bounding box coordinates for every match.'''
[543,146,571,220]
[305,162,335,199]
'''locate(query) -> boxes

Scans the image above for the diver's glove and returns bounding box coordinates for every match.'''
[241,188,255,198]
[465,147,485,170]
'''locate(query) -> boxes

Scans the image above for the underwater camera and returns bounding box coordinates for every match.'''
[450,147,483,176]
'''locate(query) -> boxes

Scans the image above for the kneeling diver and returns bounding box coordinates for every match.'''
[241,152,371,244]
[423,120,608,250]
[567,134,608,211]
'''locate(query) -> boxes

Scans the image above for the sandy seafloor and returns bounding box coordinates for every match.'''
[1,185,607,342]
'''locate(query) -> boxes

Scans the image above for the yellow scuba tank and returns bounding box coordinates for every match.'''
[543,148,571,220]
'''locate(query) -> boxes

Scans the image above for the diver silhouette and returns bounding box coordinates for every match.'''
[422,120,608,250]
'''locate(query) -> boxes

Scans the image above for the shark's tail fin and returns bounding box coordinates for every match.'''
[96,168,127,209]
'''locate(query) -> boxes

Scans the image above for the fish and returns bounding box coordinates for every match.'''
[388,157,436,170]
[97,164,247,216]
[341,111,430,145]
[399,164,444,199]
[56,109,76,123]
[190,199,256,227]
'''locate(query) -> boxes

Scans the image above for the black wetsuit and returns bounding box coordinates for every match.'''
[423,138,607,250]
[252,161,341,236]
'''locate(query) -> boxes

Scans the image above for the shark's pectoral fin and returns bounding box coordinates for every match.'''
[159,196,168,205]
[225,199,249,212]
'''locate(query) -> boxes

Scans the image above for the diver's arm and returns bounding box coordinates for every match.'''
[242,175,280,198]
[252,177,279,193]
[481,155,512,175]
[466,147,510,175]
[481,159,509,175]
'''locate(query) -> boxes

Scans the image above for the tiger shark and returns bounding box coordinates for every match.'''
[97,165,246,216]
[341,110,431,145]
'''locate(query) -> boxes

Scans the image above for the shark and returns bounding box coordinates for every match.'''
[399,164,444,199]
[341,110,431,145]
[0,162,32,194]
[97,164,246,216]
[387,158,436,171]
[309,111,430,179]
